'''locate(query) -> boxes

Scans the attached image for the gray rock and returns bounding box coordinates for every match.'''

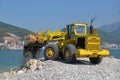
[0,57,120,80]
[17,70,24,74]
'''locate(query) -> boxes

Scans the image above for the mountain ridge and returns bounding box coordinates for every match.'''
[99,22,120,33]
[98,21,120,43]
[0,22,33,41]
[0,21,119,43]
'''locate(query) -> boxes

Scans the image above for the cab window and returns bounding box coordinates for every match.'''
[76,26,84,34]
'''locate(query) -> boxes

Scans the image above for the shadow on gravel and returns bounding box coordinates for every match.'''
[57,59,93,65]
[75,60,92,65]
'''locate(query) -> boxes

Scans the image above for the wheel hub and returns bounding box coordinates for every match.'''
[65,51,69,59]
[46,48,54,58]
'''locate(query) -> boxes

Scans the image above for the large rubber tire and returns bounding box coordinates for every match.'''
[89,57,102,64]
[21,51,33,68]
[23,46,39,59]
[64,44,76,63]
[21,46,40,68]
[44,44,59,60]
[22,46,33,66]
[59,51,64,60]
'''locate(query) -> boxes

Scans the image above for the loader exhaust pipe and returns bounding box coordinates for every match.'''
[90,18,94,34]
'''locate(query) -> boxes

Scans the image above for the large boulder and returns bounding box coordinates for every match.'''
[26,59,44,71]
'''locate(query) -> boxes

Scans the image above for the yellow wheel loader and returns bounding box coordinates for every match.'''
[23,20,109,65]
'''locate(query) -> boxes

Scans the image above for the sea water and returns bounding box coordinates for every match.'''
[0,50,23,72]
[0,49,120,72]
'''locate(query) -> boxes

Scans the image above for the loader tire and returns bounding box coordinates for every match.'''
[64,44,76,63]
[21,51,33,68]
[21,46,40,68]
[59,51,64,60]
[89,57,102,64]
[22,46,33,65]
[44,44,59,60]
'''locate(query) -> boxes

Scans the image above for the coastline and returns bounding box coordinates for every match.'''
[0,57,120,80]
[0,49,120,73]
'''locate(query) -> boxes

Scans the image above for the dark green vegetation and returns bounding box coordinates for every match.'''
[0,21,119,43]
[0,22,33,41]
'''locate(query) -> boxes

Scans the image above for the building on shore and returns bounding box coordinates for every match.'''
[101,42,119,49]
[0,32,24,50]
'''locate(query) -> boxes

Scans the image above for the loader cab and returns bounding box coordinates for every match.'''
[67,23,87,39]
[66,23,87,48]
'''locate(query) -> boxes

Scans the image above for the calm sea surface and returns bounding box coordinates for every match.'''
[0,50,23,72]
[0,49,120,72]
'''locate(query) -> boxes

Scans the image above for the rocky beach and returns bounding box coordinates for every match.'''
[0,57,120,80]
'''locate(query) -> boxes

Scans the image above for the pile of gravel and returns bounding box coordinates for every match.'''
[0,57,120,80]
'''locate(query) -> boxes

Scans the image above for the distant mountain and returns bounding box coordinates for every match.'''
[99,22,120,33]
[98,21,120,43]
[0,22,33,41]
[98,30,120,43]
[111,26,120,37]
[0,21,119,43]
[61,26,119,43]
